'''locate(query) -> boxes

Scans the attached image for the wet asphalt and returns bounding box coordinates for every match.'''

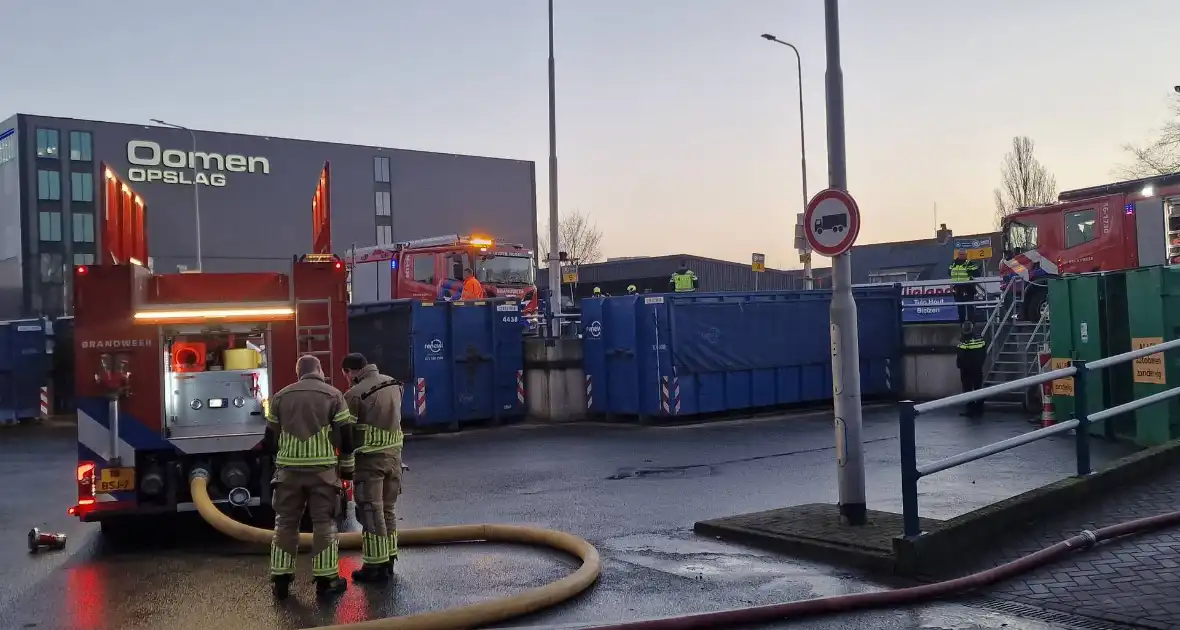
[0,407,1138,630]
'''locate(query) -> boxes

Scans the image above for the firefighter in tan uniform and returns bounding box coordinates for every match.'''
[264,354,356,599]
[340,352,404,583]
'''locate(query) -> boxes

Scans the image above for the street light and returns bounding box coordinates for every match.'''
[149,118,202,271]
[760,33,812,289]
[545,0,563,335]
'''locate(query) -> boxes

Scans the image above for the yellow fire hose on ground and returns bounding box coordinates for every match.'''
[189,470,602,630]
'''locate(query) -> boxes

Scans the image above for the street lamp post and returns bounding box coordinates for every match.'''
[149,118,202,271]
[823,0,866,526]
[545,0,563,336]
[760,33,812,290]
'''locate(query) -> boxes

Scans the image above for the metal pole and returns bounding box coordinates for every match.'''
[1073,361,1092,476]
[824,0,866,525]
[150,119,201,271]
[899,401,920,537]
[763,35,812,290]
[188,128,202,272]
[546,0,563,336]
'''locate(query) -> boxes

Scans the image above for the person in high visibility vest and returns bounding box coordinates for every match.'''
[957,322,987,417]
[669,261,698,293]
[949,251,981,323]
[460,268,486,300]
[265,354,355,599]
[592,287,608,298]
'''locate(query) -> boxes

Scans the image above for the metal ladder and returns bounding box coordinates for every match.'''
[295,297,335,383]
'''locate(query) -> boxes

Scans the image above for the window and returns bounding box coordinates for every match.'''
[69,131,93,161]
[38,170,61,200]
[1004,221,1038,254]
[376,225,393,246]
[1065,209,1097,249]
[36,128,59,158]
[0,132,15,166]
[71,172,94,202]
[73,212,95,243]
[374,191,391,216]
[39,211,62,242]
[413,254,435,284]
[373,156,390,183]
[74,253,96,266]
[40,253,64,283]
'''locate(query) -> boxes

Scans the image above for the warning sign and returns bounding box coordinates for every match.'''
[1132,337,1167,385]
[1051,358,1074,397]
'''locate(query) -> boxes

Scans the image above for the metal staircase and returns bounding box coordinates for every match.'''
[982,283,1050,405]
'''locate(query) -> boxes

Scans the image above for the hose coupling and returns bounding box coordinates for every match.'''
[1079,529,1098,548]
[189,467,211,483]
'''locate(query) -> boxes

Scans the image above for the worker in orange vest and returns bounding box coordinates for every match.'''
[460,268,486,300]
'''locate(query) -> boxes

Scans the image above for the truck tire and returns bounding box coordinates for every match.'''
[1022,288,1048,322]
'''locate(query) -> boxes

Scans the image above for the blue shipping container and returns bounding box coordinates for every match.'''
[347,299,525,429]
[0,318,49,423]
[582,288,903,420]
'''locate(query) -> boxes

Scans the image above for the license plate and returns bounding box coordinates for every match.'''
[97,467,136,493]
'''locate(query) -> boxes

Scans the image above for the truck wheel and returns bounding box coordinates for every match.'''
[1023,290,1048,322]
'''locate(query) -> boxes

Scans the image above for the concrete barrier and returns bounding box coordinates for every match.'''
[523,337,586,422]
[903,323,962,400]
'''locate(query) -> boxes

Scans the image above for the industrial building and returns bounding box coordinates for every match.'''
[0,114,539,318]
[540,224,997,298]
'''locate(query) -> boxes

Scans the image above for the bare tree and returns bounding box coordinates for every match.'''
[1115,95,1180,179]
[539,210,604,265]
[993,136,1058,227]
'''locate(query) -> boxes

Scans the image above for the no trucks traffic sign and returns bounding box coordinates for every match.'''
[803,188,861,257]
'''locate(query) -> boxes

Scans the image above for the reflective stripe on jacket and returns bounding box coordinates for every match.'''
[671,271,696,292]
[343,364,405,455]
[267,374,353,467]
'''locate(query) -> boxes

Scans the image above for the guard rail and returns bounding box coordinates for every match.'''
[898,337,1180,538]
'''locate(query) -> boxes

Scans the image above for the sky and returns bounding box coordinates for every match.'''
[2,0,1178,270]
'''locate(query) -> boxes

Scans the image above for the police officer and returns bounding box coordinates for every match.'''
[957,322,987,417]
[626,284,638,295]
[949,251,981,323]
[341,353,405,583]
[669,260,698,293]
[265,354,355,599]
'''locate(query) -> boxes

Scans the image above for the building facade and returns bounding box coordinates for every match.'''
[0,114,539,318]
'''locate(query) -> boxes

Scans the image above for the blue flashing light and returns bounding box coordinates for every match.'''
[1125,203,1135,215]
[390,259,398,270]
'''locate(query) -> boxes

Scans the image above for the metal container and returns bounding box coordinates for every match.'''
[583,287,903,420]
[1124,266,1180,446]
[348,298,525,429]
[0,318,49,423]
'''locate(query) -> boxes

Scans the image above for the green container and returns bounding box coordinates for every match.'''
[1124,266,1180,446]
[1047,272,1133,438]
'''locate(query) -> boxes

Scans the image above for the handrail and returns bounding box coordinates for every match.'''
[899,336,1180,538]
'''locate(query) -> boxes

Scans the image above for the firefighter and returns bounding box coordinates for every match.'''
[340,353,404,583]
[626,284,638,295]
[460,268,486,300]
[957,322,987,417]
[949,250,981,323]
[592,286,608,298]
[265,354,355,599]
[670,260,698,293]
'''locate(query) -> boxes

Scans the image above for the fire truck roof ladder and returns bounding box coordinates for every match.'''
[296,162,337,372]
[1059,171,1180,202]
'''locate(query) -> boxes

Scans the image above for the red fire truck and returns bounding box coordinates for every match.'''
[1000,172,1180,319]
[343,235,539,315]
[69,162,349,529]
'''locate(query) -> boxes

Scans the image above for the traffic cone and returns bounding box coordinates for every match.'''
[1041,382,1055,428]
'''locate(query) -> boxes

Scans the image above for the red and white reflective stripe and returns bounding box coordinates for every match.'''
[660,374,681,415]
[585,375,593,410]
[516,370,525,405]
[39,387,49,418]
[415,378,426,416]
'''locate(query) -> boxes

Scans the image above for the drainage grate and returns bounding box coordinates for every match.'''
[962,596,1157,630]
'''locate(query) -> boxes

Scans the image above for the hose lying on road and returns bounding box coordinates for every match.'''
[189,470,601,630]
[577,509,1180,630]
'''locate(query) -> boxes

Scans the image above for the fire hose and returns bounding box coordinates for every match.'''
[188,471,601,630]
[577,508,1180,630]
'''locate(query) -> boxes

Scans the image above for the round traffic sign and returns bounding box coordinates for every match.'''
[803,188,861,257]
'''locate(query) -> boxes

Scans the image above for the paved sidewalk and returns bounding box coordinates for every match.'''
[939,459,1180,629]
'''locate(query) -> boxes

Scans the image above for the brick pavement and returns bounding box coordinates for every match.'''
[934,459,1180,629]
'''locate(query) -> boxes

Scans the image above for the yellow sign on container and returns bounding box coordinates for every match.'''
[1051,358,1074,396]
[1132,337,1167,385]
